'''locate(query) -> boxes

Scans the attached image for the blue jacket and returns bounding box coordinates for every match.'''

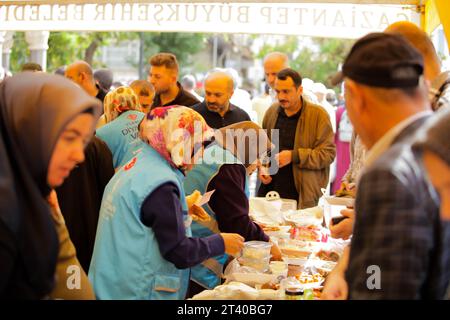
[89,145,190,300]
[96,110,145,168]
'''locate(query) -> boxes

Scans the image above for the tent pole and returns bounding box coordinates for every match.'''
[434,0,450,51]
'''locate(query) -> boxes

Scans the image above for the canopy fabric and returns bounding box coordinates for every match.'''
[1,1,448,49]
[0,2,421,38]
[0,1,424,5]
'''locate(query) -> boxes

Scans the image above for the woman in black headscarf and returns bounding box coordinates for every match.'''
[0,72,101,299]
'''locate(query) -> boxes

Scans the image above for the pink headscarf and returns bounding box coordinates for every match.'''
[140,106,213,170]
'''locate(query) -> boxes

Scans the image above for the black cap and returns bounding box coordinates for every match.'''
[343,32,424,88]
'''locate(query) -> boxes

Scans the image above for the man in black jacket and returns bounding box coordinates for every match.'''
[149,53,199,109]
[192,70,250,129]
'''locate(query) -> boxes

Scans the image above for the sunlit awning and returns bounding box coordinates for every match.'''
[1,1,448,49]
[0,1,425,4]
[0,1,422,39]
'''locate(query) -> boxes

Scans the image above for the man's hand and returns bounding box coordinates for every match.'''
[322,246,350,300]
[275,150,292,168]
[329,208,355,240]
[321,268,348,300]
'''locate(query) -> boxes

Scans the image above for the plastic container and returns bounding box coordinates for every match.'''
[280,277,304,300]
[225,273,276,287]
[242,241,272,260]
[269,261,288,278]
[287,264,304,277]
[240,256,271,272]
[285,287,304,300]
[324,196,355,207]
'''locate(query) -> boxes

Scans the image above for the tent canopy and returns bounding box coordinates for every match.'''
[0,1,424,4]
[1,1,448,48]
[0,1,425,4]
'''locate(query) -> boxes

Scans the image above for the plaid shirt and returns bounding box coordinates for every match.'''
[346,117,450,299]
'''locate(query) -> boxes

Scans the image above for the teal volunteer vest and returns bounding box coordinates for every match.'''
[96,110,145,168]
[89,145,190,300]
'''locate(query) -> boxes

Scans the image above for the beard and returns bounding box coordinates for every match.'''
[278,100,291,109]
[155,85,170,95]
[206,102,227,114]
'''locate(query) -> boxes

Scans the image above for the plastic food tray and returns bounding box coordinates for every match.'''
[324,196,355,207]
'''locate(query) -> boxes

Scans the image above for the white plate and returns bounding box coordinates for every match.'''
[282,257,309,266]
[226,273,277,287]
[283,213,322,227]
[324,196,355,207]
[298,280,324,289]
[264,225,291,239]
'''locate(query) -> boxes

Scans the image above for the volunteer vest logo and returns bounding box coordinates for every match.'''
[127,114,138,121]
[124,157,137,171]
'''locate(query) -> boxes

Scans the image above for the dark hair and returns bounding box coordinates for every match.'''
[82,107,94,115]
[21,62,43,72]
[54,66,66,76]
[277,68,302,88]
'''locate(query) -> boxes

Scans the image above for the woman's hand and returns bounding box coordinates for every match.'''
[185,190,210,222]
[220,233,245,256]
[270,241,283,261]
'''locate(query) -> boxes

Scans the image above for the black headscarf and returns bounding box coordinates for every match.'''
[0,72,101,299]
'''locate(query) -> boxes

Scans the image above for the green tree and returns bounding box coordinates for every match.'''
[257,36,354,90]
[9,32,29,73]
[256,36,298,61]
[140,32,207,75]
[46,32,84,72]
[293,38,354,86]
[10,31,136,73]
[79,32,137,66]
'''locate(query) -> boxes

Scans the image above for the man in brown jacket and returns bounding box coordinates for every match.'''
[257,68,336,208]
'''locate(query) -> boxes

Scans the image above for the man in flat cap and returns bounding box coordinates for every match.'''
[322,33,450,299]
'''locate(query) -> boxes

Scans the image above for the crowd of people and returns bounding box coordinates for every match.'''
[0,20,449,300]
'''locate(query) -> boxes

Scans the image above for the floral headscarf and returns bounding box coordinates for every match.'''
[103,86,141,123]
[141,106,213,170]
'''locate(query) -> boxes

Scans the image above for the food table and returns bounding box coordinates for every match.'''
[191,196,350,300]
